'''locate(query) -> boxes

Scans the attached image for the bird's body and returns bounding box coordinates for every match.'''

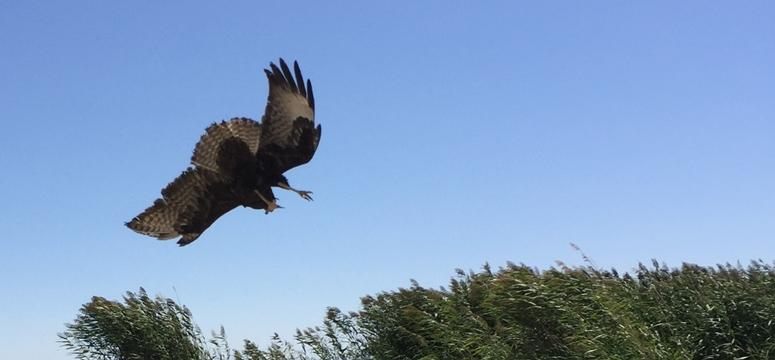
[126,59,320,246]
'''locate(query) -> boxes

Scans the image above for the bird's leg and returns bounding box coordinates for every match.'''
[254,190,282,214]
[277,181,313,201]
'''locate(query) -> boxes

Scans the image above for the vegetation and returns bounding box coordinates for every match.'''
[59,288,231,360]
[61,260,775,359]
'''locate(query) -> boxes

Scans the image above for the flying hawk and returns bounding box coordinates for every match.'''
[126,59,321,246]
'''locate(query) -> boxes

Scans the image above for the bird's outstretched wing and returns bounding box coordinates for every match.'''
[126,168,238,245]
[259,59,321,173]
[191,117,262,175]
[128,118,269,245]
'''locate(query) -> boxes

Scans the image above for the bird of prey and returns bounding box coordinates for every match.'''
[126,59,321,246]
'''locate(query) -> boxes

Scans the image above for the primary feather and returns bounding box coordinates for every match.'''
[259,59,321,174]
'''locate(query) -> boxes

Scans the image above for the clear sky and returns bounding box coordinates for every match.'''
[1,1,773,358]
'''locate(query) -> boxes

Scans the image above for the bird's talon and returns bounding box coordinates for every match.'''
[298,191,313,201]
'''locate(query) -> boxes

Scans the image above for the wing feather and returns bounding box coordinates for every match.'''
[293,61,307,97]
[126,168,242,245]
[279,59,299,94]
[191,118,261,173]
[126,198,180,240]
[126,168,212,240]
[306,78,315,110]
[260,59,315,149]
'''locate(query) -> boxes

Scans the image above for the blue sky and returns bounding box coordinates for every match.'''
[1,1,773,358]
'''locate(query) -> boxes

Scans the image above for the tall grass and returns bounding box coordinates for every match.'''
[61,261,775,359]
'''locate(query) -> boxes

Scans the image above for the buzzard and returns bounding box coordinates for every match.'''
[126,59,321,246]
